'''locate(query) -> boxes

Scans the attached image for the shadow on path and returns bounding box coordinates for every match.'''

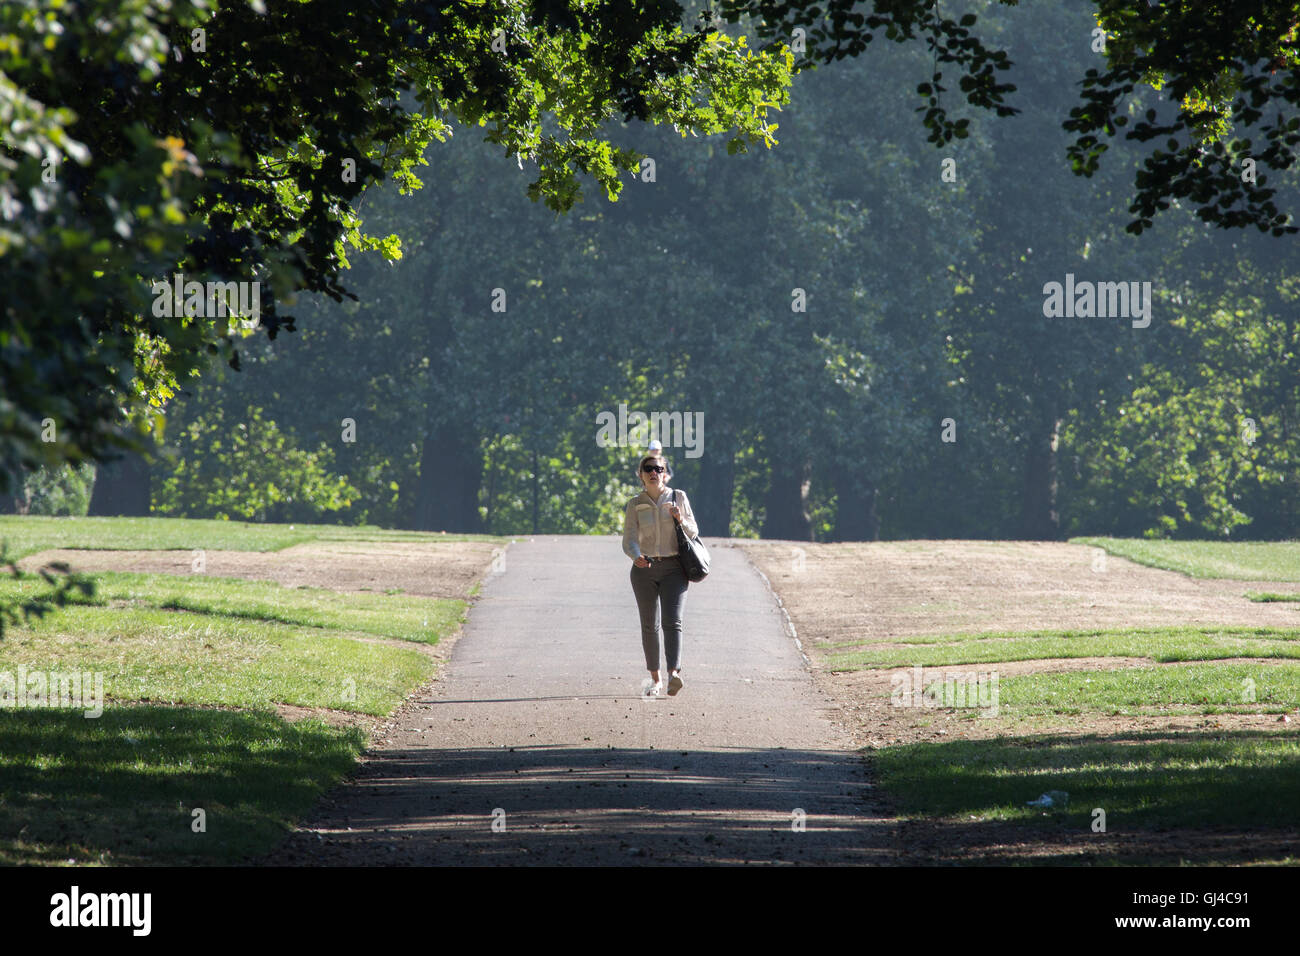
[271,744,892,865]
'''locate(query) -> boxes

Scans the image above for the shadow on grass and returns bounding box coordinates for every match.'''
[871,729,1300,864]
[0,706,365,866]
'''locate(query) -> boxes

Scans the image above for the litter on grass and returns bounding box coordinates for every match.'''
[1026,790,1069,808]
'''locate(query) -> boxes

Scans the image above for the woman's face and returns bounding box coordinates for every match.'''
[640,458,667,492]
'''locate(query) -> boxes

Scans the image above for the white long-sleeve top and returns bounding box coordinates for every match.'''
[621,487,699,560]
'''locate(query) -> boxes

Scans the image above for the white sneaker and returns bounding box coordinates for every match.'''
[667,673,684,696]
[645,680,663,698]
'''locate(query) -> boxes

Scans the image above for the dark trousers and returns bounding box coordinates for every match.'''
[630,558,688,672]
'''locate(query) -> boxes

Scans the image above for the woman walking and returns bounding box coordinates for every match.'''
[622,444,699,698]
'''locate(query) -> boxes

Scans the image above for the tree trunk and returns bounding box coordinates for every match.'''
[88,450,151,516]
[483,441,498,533]
[1018,414,1062,539]
[530,448,540,534]
[411,427,483,533]
[762,456,813,541]
[0,466,23,514]
[831,463,879,541]
[695,434,735,537]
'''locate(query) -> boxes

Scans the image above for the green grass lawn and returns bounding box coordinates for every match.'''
[0,528,481,866]
[1073,537,1300,582]
[0,707,364,865]
[808,540,1300,854]
[2,605,435,715]
[0,570,465,644]
[872,730,1300,839]
[1247,592,1300,603]
[827,625,1300,670]
[848,620,1300,848]
[0,514,501,561]
[992,662,1300,716]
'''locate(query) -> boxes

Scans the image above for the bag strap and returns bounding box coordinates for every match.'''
[672,489,696,541]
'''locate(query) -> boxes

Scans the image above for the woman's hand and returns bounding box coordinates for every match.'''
[634,555,651,568]
[668,504,681,523]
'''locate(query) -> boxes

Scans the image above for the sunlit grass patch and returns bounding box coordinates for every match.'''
[827,625,1300,670]
[994,662,1300,717]
[1072,538,1300,582]
[0,570,465,645]
[0,514,502,561]
[44,571,464,645]
[0,606,434,716]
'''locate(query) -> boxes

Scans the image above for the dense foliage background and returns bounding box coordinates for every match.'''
[6,0,1299,541]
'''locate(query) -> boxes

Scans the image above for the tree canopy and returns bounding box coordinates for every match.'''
[1,0,791,483]
[126,0,1299,544]
[3,0,1298,544]
[724,0,1300,234]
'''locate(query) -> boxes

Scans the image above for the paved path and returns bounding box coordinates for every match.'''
[270,536,893,865]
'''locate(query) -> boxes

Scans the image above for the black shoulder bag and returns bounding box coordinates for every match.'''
[672,489,710,582]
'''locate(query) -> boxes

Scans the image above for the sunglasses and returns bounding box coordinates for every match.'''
[642,465,666,474]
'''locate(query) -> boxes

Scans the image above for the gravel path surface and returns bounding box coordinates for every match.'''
[268,536,891,865]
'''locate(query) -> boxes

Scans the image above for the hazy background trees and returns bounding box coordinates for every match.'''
[8,0,1299,541]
